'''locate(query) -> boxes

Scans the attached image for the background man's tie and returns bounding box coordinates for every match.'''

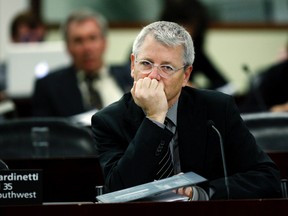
[85,75,103,110]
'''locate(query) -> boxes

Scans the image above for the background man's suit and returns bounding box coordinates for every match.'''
[32,64,133,117]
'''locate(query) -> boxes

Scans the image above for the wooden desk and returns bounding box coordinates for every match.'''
[268,152,288,179]
[0,199,287,216]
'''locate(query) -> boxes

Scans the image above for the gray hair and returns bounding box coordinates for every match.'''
[62,9,108,41]
[132,21,195,66]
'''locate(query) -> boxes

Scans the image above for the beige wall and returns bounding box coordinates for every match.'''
[101,28,287,94]
[206,29,288,94]
[42,27,288,95]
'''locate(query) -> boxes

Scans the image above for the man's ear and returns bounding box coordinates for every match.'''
[130,54,136,78]
[182,65,193,87]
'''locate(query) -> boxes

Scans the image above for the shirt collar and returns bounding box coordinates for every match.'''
[76,65,109,82]
[166,101,178,126]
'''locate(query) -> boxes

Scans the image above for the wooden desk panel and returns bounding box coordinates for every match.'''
[268,152,288,179]
[1,199,287,216]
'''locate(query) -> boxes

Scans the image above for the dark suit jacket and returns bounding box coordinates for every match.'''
[32,64,133,117]
[91,86,281,199]
[239,60,288,113]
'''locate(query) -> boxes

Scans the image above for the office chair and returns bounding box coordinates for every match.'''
[0,117,97,159]
[242,112,288,153]
[242,112,288,198]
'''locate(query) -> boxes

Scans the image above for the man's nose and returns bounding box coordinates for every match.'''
[148,66,160,80]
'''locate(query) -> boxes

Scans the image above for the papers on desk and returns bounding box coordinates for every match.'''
[137,191,189,202]
[96,172,207,203]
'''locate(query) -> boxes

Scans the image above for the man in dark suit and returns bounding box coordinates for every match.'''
[91,21,281,200]
[239,59,288,113]
[32,9,133,117]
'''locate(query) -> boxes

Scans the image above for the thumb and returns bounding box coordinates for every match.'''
[130,81,137,97]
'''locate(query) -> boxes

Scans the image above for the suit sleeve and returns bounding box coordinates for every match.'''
[32,78,53,117]
[91,112,173,192]
[209,96,282,199]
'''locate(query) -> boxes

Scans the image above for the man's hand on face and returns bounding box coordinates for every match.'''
[131,77,168,123]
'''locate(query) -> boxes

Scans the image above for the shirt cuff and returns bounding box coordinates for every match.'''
[146,117,165,129]
[190,186,210,201]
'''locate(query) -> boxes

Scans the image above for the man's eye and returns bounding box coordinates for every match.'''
[141,61,151,66]
[161,65,174,72]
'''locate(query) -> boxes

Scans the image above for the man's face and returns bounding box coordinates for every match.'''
[66,19,106,73]
[130,34,192,107]
[14,24,45,42]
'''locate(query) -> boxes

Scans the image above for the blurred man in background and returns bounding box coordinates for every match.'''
[10,10,46,43]
[239,41,288,113]
[0,10,47,119]
[32,9,133,117]
[160,0,229,91]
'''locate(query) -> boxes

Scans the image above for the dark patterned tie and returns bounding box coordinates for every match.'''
[155,118,175,180]
[85,75,103,110]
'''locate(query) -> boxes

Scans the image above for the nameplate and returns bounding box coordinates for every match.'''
[0,170,42,205]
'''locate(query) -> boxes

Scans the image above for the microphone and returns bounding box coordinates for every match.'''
[0,159,9,170]
[207,120,230,199]
[242,64,267,111]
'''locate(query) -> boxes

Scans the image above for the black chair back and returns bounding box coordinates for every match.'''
[0,117,97,159]
[0,117,103,202]
[242,112,288,197]
[242,112,288,153]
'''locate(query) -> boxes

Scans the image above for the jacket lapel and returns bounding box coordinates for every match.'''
[177,88,208,173]
[122,89,209,173]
